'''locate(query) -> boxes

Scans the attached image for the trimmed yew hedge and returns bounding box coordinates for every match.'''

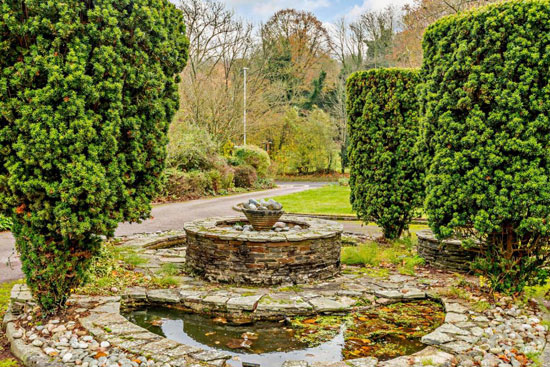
[347,69,423,239]
[420,0,550,292]
[0,0,189,312]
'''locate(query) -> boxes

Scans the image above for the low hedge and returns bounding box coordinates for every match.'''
[159,168,235,201]
[347,68,423,239]
[234,165,258,188]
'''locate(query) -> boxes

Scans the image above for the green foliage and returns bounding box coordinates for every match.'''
[420,0,550,293]
[398,255,425,276]
[0,0,188,313]
[347,69,423,239]
[277,108,338,174]
[233,145,271,178]
[303,71,328,110]
[167,123,219,171]
[0,360,19,367]
[0,215,11,232]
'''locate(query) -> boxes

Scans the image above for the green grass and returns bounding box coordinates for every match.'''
[157,263,181,276]
[1,280,23,367]
[1,280,22,316]
[270,184,354,215]
[122,252,148,267]
[341,238,424,275]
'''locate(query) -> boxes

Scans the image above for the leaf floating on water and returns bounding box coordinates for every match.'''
[226,338,253,349]
[213,317,227,324]
[205,331,216,336]
[150,319,164,326]
[241,332,259,340]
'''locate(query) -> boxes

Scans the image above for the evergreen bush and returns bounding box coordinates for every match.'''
[347,69,423,239]
[420,0,550,292]
[0,0,189,312]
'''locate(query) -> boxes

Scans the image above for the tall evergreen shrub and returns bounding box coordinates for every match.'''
[347,69,423,239]
[0,0,189,312]
[420,0,550,292]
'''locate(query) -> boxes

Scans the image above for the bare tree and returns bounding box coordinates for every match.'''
[261,9,332,72]
[331,17,368,74]
[260,9,333,103]
[392,0,500,67]
[177,0,264,145]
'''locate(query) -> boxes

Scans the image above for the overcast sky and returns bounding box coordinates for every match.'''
[170,0,415,23]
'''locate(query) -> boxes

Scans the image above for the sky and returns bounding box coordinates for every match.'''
[171,0,415,23]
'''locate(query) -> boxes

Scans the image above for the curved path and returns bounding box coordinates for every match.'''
[115,182,326,236]
[0,182,338,283]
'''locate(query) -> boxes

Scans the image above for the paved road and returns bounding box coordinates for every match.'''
[0,231,20,283]
[0,182,328,282]
[115,182,326,236]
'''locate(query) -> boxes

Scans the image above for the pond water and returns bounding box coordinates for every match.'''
[123,300,444,367]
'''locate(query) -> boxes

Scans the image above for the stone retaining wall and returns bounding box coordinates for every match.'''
[416,229,478,273]
[184,216,343,285]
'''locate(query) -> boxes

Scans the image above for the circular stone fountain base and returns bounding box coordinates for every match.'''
[184,216,343,285]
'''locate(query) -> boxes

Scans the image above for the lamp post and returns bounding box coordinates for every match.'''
[243,67,248,146]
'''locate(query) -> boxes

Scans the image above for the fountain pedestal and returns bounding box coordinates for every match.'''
[184,216,343,285]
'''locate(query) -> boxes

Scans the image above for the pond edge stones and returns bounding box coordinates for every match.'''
[5,274,549,367]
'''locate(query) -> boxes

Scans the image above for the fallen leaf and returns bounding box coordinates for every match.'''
[241,332,258,340]
[95,352,108,359]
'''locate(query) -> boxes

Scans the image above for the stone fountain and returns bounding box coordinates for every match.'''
[184,199,343,285]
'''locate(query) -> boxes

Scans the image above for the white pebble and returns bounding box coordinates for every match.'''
[62,353,73,362]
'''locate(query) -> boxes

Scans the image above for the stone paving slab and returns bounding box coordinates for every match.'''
[226,294,263,311]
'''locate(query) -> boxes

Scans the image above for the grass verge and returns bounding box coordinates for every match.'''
[1,280,23,366]
[270,184,354,215]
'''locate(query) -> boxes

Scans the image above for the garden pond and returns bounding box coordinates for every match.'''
[122,300,444,367]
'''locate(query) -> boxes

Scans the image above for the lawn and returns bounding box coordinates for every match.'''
[1,280,22,367]
[270,184,354,216]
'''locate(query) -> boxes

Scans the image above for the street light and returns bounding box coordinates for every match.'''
[243,67,248,146]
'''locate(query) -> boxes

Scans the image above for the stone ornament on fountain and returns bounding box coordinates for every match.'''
[241,198,284,231]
